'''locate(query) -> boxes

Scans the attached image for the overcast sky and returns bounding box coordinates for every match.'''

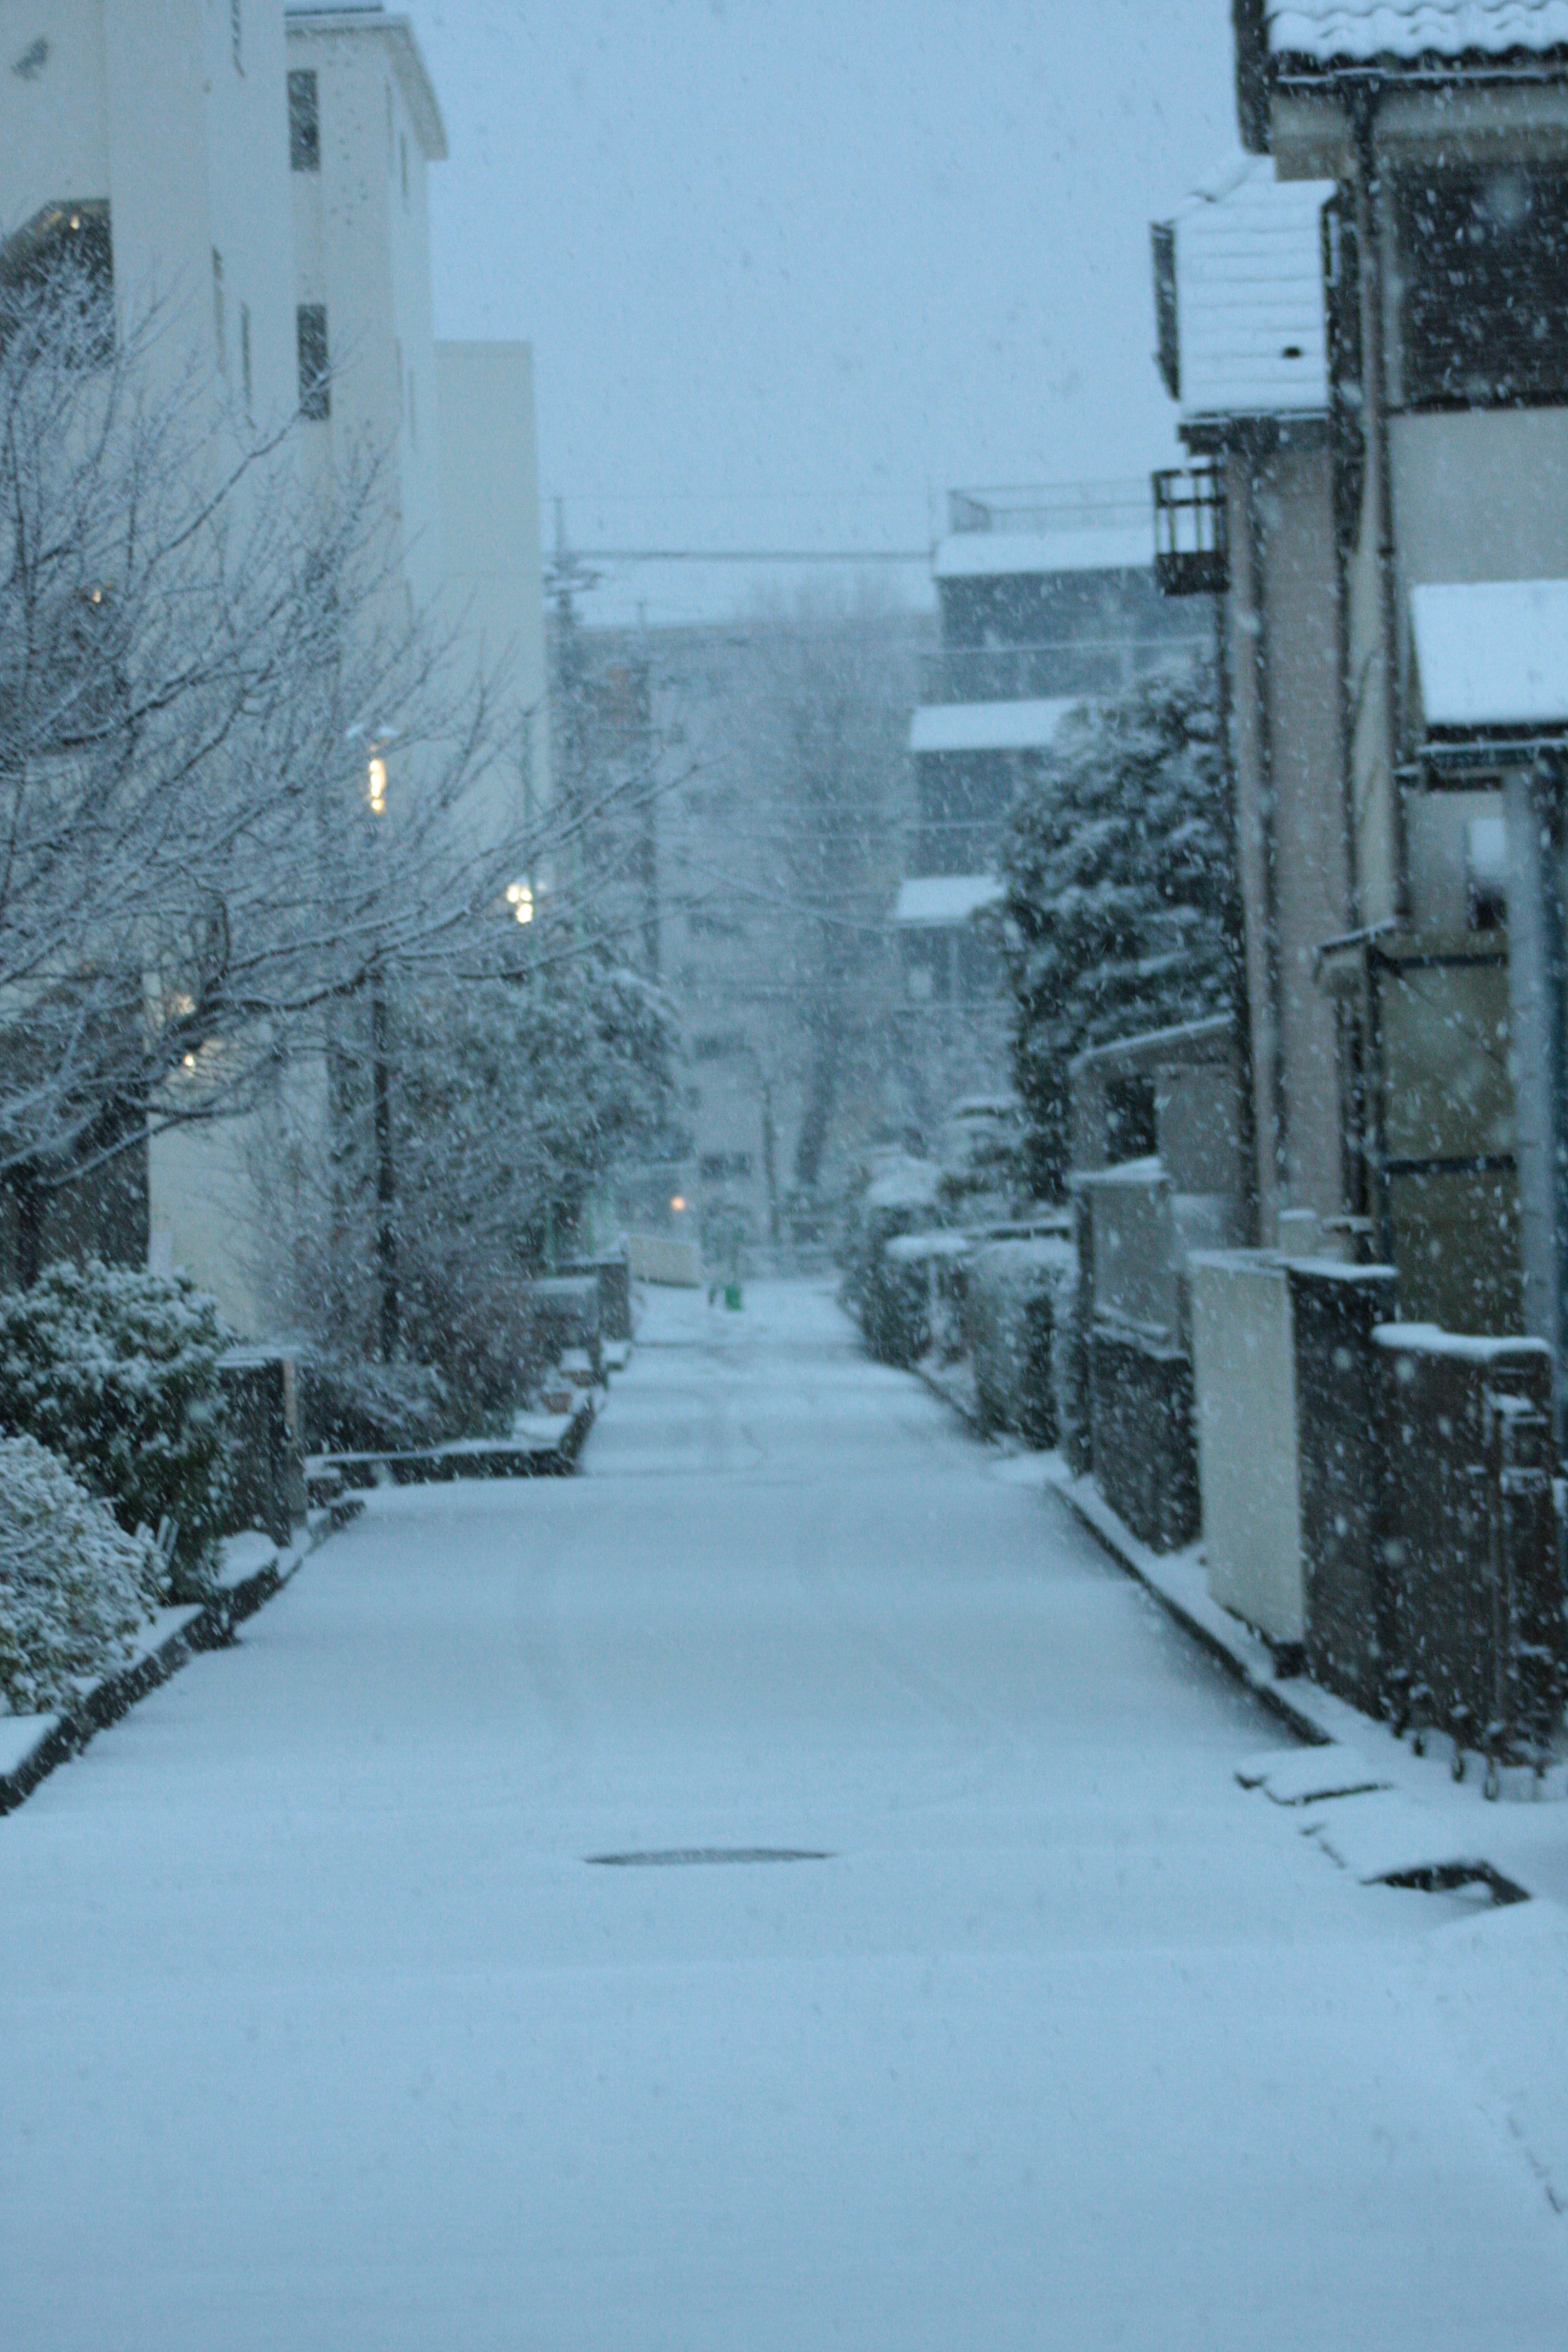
[408,1,1239,623]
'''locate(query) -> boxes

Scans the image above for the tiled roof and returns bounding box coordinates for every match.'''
[1268,1,1568,62]
[1170,158,1332,421]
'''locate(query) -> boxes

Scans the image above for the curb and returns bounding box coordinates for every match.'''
[1041,1463,1331,1747]
[0,1523,325,1820]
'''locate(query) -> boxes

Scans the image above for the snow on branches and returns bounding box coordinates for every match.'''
[998,663,1238,1197]
[0,1433,159,1715]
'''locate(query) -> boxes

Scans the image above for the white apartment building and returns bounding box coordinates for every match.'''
[1,2,550,1331]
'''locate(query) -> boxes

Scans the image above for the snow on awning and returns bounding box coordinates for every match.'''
[933,527,1153,580]
[1167,156,1333,422]
[909,699,1076,755]
[1267,1,1568,62]
[893,876,1004,929]
[1411,580,1568,732]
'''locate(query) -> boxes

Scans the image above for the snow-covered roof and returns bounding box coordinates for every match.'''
[1410,579,1568,729]
[909,698,1076,755]
[1267,1,1568,64]
[934,527,1153,581]
[1164,156,1332,421]
[893,875,1004,928]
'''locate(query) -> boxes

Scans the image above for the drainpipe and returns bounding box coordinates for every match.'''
[1503,766,1568,1431]
[1213,499,1261,1246]
[1354,88,1410,920]
[1245,443,1289,1216]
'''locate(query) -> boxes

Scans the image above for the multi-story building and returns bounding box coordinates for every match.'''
[1225,0,1568,1354]
[564,609,929,1262]
[0,4,550,1327]
[892,485,1207,1133]
[1150,155,1343,1250]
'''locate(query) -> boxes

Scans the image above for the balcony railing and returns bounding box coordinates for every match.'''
[1152,466,1227,596]
[917,636,1211,706]
[947,481,1151,536]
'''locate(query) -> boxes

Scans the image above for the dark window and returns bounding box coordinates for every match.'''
[289,70,320,171]
[1322,193,1365,545]
[1105,1074,1158,1162]
[0,200,113,360]
[296,302,329,419]
[1397,167,1568,409]
[699,1152,752,1183]
[690,1030,746,1062]
[1151,220,1178,400]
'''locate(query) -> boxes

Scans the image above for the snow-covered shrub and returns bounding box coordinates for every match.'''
[0,1260,231,1588]
[0,1434,158,1714]
[964,1237,1076,1447]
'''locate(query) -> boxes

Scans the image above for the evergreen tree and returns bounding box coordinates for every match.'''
[999,662,1238,1198]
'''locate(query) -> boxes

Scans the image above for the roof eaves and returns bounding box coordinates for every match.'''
[286,9,448,159]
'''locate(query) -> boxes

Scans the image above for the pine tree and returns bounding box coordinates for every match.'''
[999,662,1238,1198]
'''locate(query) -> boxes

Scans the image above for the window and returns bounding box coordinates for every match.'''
[239,301,252,416]
[296,303,329,419]
[1104,1074,1158,1162]
[288,70,320,172]
[690,1030,747,1063]
[700,1152,752,1183]
[1397,166,1568,409]
[212,248,226,376]
[0,201,113,361]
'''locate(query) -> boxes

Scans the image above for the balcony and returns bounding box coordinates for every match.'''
[947,481,1151,536]
[1152,466,1227,597]
[917,636,1209,706]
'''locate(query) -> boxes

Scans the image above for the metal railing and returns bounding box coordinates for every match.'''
[917,637,1210,706]
[1152,466,1227,596]
[947,480,1151,536]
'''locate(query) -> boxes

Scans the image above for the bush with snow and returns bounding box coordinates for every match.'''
[0,1434,158,1715]
[0,1260,232,1588]
[964,1237,1077,1449]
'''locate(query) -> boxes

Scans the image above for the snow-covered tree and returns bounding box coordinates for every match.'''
[248,925,679,1428]
[0,249,535,1256]
[998,663,1238,1197]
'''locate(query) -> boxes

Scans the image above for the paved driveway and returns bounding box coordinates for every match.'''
[2,1281,1564,2349]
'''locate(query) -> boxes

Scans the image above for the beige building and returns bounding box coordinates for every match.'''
[1152,156,1345,1249]
[1229,0,1568,1345]
[1,3,550,1331]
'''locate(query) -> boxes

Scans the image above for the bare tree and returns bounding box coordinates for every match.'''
[0,253,550,1245]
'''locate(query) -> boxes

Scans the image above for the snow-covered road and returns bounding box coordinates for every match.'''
[2,1279,1564,2349]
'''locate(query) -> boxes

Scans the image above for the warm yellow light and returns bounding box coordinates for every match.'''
[182,1053,197,1071]
[505,880,535,924]
[90,587,102,604]
[670,1195,686,1212]
[367,755,388,815]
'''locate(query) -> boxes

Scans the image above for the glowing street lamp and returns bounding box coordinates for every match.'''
[505,880,534,924]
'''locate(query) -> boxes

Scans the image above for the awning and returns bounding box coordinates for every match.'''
[893,875,1004,928]
[909,698,1076,755]
[1411,579,1568,733]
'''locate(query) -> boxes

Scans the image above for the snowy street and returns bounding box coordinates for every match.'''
[2,1280,1566,2349]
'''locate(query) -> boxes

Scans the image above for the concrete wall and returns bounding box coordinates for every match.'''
[436,339,552,853]
[1189,1252,1305,1646]
[1,2,296,423]
[1225,432,1350,1244]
